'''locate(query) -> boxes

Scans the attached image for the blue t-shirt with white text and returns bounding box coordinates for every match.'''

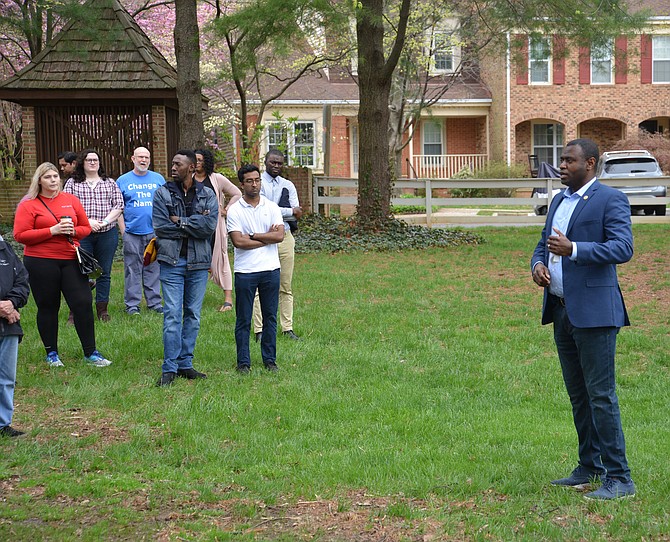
[116,170,165,235]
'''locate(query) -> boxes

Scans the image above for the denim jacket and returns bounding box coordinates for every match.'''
[0,237,30,338]
[152,181,218,270]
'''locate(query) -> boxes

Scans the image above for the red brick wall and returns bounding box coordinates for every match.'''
[151,106,170,179]
[446,118,478,153]
[22,107,37,175]
[515,121,532,168]
[579,119,625,151]
[283,166,312,214]
[328,116,350,177]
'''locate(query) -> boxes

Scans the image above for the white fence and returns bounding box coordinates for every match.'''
[313,176,670,226]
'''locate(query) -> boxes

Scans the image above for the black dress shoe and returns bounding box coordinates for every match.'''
[156,372,176,387]
[254,332,262,343]
[264,362,279,372]
[236,365,251,375]
[177,368,207,379]
[0,425,25,438]
[282,330,301,341]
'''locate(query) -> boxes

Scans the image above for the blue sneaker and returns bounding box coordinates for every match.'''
[85,350,112,367]
[46,351,64,367]
[551,466,604,489]
[585,477,636,500]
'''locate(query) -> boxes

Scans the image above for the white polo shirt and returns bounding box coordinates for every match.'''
[227,196,283,274]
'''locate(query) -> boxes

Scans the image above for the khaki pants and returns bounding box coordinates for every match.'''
[253,231,295,333]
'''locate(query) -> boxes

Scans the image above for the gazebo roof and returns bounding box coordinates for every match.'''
[0,0,178,101]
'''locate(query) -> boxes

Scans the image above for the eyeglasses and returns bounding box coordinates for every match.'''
[85,158,99,163]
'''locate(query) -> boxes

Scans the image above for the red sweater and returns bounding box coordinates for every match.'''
[14,193,92,259]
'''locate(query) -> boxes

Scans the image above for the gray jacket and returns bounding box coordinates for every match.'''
[152,181,218,270]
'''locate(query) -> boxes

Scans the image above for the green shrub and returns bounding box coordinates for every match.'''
[450,161,529,198]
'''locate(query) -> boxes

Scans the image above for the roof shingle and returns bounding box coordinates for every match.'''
[0,0,177,91]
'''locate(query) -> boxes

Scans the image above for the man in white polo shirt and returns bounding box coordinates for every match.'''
[227,164,284,374]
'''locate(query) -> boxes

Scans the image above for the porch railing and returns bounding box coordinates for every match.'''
[411,154,489,178]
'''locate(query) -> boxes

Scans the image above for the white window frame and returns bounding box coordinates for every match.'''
[532,123,564,167]
[431,32,457,73]
[529,36,552,85]
[292,121,316,167]
[350,123,359,176]
[267,123,288,155]
[652,35,670,84]
[591,39,614,84]
[266,120,317,168]
[421,120,444,167]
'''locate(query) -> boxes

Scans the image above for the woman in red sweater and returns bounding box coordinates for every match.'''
[13,162,112,368]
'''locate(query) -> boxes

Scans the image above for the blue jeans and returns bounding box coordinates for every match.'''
[553,303,631,480]
[159,258,209,373]
[234,269,280,368]
[80,227,118,303]
[0,335,19,428]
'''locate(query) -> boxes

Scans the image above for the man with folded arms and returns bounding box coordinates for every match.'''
[227,164,284,374]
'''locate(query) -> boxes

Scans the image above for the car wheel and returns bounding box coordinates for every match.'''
[535,206,547,216]
[644,208,655,216]
[656,206,667,216]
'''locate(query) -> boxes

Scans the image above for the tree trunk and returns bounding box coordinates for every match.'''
[174,0,204,148]
[388,74,408,180]
[355,0,411,225]
[356,0,393,223]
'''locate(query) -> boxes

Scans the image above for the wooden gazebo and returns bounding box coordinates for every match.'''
[0,0,189,180]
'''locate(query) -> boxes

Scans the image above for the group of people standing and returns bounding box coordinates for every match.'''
[152,148,302,386]
[0,146,302,436]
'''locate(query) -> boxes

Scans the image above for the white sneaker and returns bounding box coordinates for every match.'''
[46,351,64,367]
[85,350,112,367]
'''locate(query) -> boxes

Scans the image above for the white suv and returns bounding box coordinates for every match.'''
[596,150,667,216]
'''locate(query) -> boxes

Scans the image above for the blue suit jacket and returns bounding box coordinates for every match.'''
[531,180,633,328]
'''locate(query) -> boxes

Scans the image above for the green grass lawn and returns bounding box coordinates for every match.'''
[1,225,668,540]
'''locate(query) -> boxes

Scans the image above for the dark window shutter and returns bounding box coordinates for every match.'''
[615,36,628,84]
[553,36,566,85]
[640,34,652,84]
[515,34,528,85]
[579,46,591,84]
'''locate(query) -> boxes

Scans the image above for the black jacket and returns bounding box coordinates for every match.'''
[0,238,30,338]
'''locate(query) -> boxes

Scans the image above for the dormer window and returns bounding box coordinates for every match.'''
[433,32,454,72]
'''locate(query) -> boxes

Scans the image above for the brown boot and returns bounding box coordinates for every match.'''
[96,301,111,322]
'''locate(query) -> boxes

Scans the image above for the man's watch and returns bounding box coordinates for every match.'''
[249,232,255,240]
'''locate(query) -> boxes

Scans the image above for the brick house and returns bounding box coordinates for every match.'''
[483,0,670,170]
[235,0,669,178]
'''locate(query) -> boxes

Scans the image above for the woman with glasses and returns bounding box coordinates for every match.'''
[64,150,124,321]
[193,149,241,312]
[13,162,112,367]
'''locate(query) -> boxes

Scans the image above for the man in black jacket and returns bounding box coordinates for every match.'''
[0,235,30,438]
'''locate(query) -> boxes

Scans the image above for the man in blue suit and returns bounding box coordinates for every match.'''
[531,138,636,500]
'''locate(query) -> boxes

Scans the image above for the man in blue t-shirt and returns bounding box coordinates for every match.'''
[117,147,165,315]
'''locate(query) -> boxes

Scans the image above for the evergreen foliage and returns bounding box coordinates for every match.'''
[295,213,484,253]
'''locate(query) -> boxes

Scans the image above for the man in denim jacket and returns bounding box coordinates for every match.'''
[152,150,218,387]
